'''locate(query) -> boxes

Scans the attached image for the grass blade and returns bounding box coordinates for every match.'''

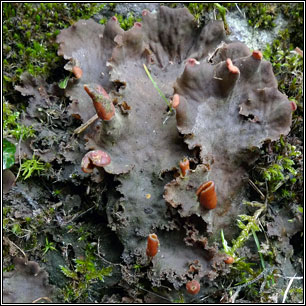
[143,64,171,109]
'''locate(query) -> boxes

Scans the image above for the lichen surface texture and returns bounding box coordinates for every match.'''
[55,6,294,289]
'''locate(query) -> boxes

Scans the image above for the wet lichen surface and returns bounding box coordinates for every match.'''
[3,3,304,303]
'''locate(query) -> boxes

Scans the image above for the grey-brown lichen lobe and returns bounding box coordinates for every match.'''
[54,5,293,289]
[3,257,55,303]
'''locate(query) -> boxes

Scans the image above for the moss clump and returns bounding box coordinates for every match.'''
[3,100,35,140]
[238,2,304,47]
[253,137,302,202]
[186,2,211,23]
[185,3,235,26]
[263,29,303,137]
[60,242,112,303]
[263,30,303,94]
[280,3,304,48]
[239,3,278,29]
[3,206,53,255]
[115,12,142,30]
[256,4,304,205]
[20,154,51,180]
[3,3,105,92]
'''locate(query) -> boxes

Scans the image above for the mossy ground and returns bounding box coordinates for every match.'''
[2,3,303,303]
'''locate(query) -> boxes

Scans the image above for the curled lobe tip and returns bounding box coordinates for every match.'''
[252,50,263,60]
[172,94,180,109]
[72,66,83,79]
[179,158,190,177]
[290,101,297,111]
[84,84,115,121]
[226,58,239,74]
[146,233,159,257]
[196,181,217,210]
[187,58,200,66]
[134,22,142,28]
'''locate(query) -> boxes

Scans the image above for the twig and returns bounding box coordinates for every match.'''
[198,294,210,302]
[162,110,174,125]
[228,286,241,303]
[282,274,297,303]
[207,41,226,63]
[64,206,95,225]
[235,3,245,18]
[73,114,98,134]
[32,296,52,303]
[95,239,121,267]
[275,274,303,280]
[8,239,27,258]
[264,180,269,203]
[259,277,267,293]
[248,179,265,200]
[136,285,172,302]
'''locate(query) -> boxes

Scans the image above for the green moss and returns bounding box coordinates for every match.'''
[255,5,303,206]
[185,3,234,31]
[278,3,303,48]
[20,154,51,180]
[3,100,35,140]
[99,17,108,25]
[3,3,105,91]
[240,3,278,29]
[3,211,38,251]
[262,31,303,158]
[60,243,112,302]
[115,12,142,30]
[42,237,57,255]
[253,137,302,202]
[186,3,211,24]
[286,287,304,303]
[185,2,303,43]
[99,11,142,30]
[3,264,15,272]
[214,3,230,33]
[220,201,278,300]
[237,3,304,48]
[108,3,117,11]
